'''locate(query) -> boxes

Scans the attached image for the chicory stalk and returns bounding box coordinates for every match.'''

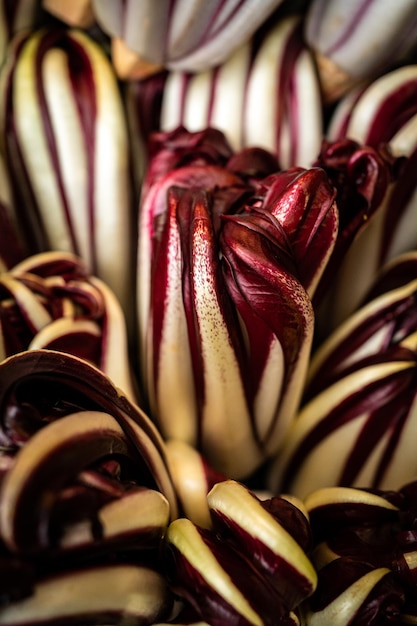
[305,560,404,625]
[304,0,417,102]
[164,480,316,625]
[0,564,174,625]
[149,185,271,478]
[0,250,137,402]
[207,480,317,609]
[0,27,135,324]
[302,481,417,624]
[0,348,178,617]
[305,486,402,545]
[218,185,330,470]
[160,15,323,168]
[327,65,417,149]
[270,355,417,499]
[0,409,169,552]
[0,349,178,515]
[137,128,338,479]
[137,170,247,464]
[268,260,417,499]
[90,0,286,78]
[305,255,417,400]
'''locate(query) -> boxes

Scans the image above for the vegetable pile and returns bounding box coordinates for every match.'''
[1,1,417,624]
